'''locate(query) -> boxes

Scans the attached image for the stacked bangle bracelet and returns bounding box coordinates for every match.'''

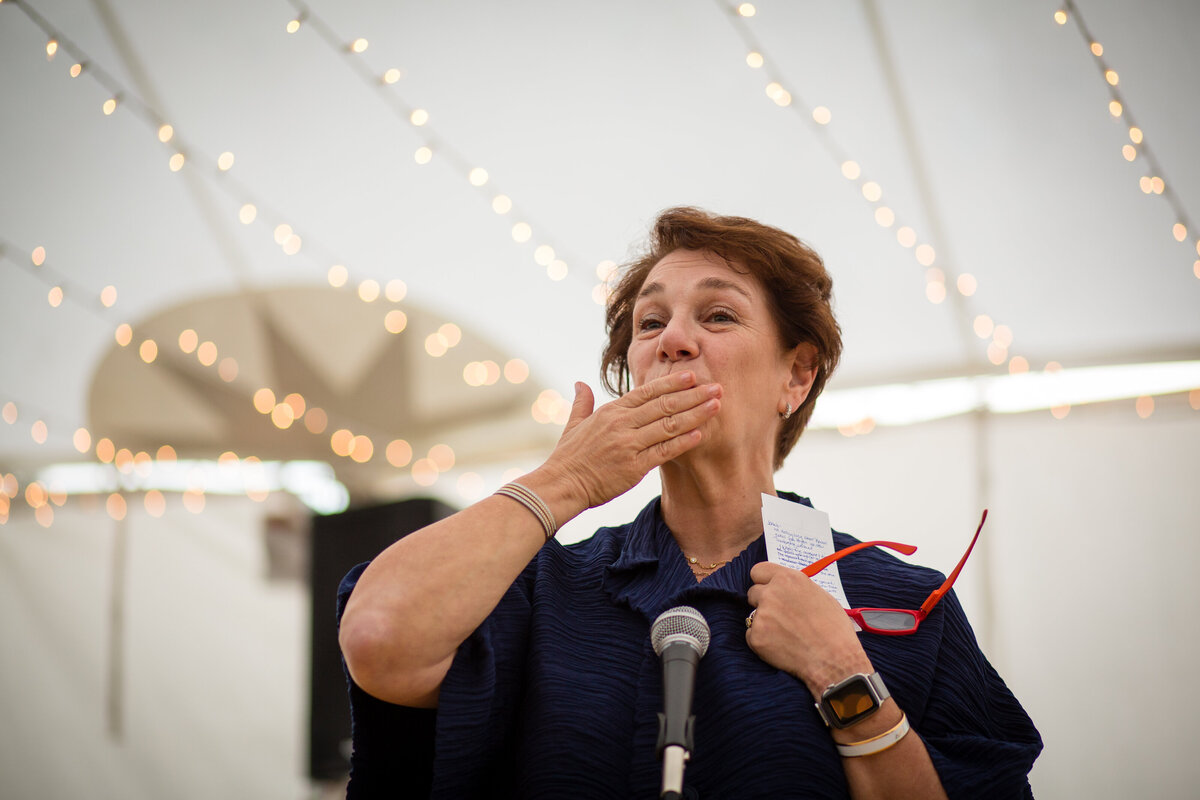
[494,482,557,542]
[834,712,910,758]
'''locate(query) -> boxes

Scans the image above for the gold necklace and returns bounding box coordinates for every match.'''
[684,554,729,577]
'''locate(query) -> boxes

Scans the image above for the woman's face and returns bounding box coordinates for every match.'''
[627,248,814,465]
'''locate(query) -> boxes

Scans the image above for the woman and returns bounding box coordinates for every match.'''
[337,208,1042,798]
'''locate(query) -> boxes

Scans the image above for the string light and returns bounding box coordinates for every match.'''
[178,329,198,353]
[424,332,449,357]
[438,323,462,346]
[723,0,1065,373]
[329,428,353,457]
[457,472,486,501]
[145,490,166,517]
[384,279,407,302]
[349,435,373,463]
[411,458,438,487]
[271,403,295,429]
[276,2,588,293]
[357,279,381,302]
[383,309,407,333]
[385,439,413,468]
[217,357,238,382]
[304,407,328,434]
[531,389,571,425]
[7,1,364,307]
[503,359,530,383]
[0,237,120,319]
[6,1,421,324]
[1057,0,1198,275]
[253,388,276,415]
[428,444,455,471]
[283,393,306,418]
[196,341,217,366]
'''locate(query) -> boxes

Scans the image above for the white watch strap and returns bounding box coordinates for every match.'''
[835,713,911,758]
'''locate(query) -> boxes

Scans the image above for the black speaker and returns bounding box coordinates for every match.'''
[308,496,456,781]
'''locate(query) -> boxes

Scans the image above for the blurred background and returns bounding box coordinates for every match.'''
[1,0,1198,797]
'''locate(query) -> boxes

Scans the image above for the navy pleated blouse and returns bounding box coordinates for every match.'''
[338,493,1041,799]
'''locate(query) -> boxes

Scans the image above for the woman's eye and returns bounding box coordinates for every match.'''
[708,310,736,324]
[637,317,664,331]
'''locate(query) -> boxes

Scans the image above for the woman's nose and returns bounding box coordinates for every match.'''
[657,317,697,362]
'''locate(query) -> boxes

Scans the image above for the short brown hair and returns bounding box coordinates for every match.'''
[601,207,841,469]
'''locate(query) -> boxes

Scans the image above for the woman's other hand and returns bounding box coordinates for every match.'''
[542,372,722,511]
[745,562,874,699]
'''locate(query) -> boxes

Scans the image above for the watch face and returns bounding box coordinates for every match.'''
[827,678,879,726]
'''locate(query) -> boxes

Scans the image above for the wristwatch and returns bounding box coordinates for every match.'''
[815,671,890,729]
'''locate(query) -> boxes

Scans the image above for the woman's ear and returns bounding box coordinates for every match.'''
[786,343,818,410]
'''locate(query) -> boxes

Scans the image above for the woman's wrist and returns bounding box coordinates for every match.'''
[799,645,875,701]
[514,465,591,537]
[828,698,906,746]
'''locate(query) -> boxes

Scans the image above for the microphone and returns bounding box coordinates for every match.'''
[651,605,711,800]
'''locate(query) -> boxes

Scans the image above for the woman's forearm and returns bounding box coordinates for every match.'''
[835,700,949,800]
[338,466,587,706]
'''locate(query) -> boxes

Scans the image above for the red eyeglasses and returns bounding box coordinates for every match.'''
[802,510,988,636]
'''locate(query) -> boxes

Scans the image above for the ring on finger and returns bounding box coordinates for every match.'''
[745,608,757,629]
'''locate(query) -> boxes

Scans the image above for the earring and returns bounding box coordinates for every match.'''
[781,402,793,420]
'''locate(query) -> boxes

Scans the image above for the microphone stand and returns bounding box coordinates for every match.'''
[659,742,690,800]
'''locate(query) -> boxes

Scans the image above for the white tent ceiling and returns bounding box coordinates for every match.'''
[2,0,1198,482]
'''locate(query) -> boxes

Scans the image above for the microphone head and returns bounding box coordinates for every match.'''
[651,605,711,657]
